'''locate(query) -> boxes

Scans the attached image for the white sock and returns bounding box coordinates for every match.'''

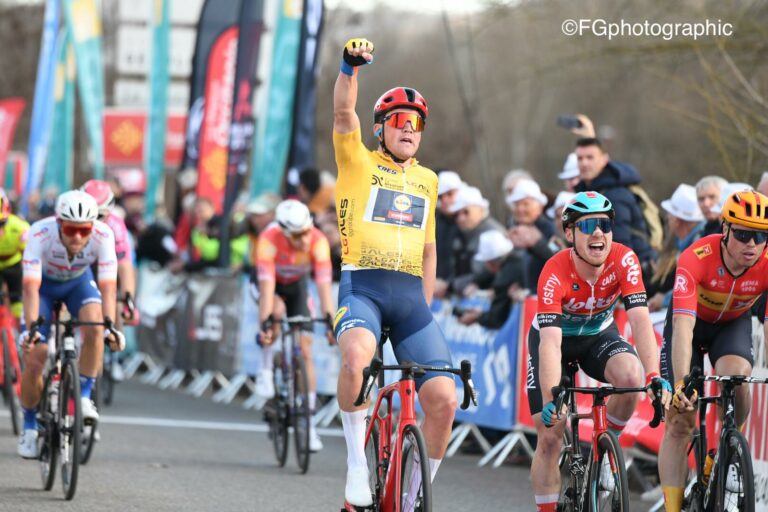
[260,345,273,372]
[428,458,441,483]
[308,391,316,411]
[341,410,368,468]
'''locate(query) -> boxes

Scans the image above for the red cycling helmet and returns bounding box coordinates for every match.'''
[373,87,428,124]
[81,179,115,217]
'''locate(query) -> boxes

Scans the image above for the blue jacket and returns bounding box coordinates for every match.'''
[576,160,657,264]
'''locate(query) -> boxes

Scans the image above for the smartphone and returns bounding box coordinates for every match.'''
[557,115,583,130]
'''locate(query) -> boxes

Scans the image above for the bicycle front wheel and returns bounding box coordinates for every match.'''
[588,432,629,512]
[80,376,99,465]
[270,352,289,467]
[59,358,82,500]
[558,428,582,512]
[2,332,21,435]
[399,424,432,512]
[293,353,311,474]
[38,371,58,491]
[709,430,754,512]
[365,417,383,507]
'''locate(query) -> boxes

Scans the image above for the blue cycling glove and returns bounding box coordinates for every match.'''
[541,401,557,428]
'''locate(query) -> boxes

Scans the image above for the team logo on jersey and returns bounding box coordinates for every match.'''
[620,252,640,285]
[392,194,412,212]
[674,275,689,293]
[693,244,712,259]
[717,267,725,276]
[377,165,398,175]
[572,283,580,291]
[333,306,349,330]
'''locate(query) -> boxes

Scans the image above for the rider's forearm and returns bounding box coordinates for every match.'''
[422,243,437,304]
[99,280,118,322]
[627,307,660,376]
[333,71,360,134]
[258,279,276,323]
[22,280,40,328]
[117,260,136,298]
[671,314,696,382]
[539,327,563,404]
[316,281,335,318]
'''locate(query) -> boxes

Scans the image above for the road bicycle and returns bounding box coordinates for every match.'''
[267,315,330,474]
[344,344,477,512]
[552,362,664,512]
[31,303,117,500]
[681,367,768,512]
[0,290,21,434]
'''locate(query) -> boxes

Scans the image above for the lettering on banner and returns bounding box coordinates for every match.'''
[195,304,223,341]
[482,343,511,408]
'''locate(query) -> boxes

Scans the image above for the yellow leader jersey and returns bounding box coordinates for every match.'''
[333,128,437,278]
[0,214,29,270]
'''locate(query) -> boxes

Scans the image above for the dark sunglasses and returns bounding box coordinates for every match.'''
[574,218,613,235]
[731,228,768,245]
[383,112,425,132]
[61,222,93,238]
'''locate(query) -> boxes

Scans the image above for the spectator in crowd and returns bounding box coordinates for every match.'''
[434,186,505,298]
[458,230,527,329]
[169,196,214,272]
[502,169,533,226]
[558,153,580,192]
[709,182,753,219]
[179,214,249,273]
[757,171,768,196]
[695,175,727,237]
[546,191,576,251]
[647,184,704,311]
[243,192,281,275]
[298,167,335,215]
[574,137,657,267]
[136,217,178,268]
[506,179,556,289]
[436,170,464,280]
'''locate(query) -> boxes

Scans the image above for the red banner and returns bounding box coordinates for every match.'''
[196,25,238,213]
[103,109,186,167]
[0,98,26,186]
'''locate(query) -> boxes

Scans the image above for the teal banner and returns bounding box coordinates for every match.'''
[62,0,105,179]
[43,29,75,193]
[249,0,303,198]
[144,0,170,222]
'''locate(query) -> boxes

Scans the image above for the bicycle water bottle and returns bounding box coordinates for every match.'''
[50,374,61,414]
[702,449,716,485]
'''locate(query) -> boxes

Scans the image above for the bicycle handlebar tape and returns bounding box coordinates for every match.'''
[341,38,374,76]
[460,360,477,410]
[684,367,702,398]
[648,378,664,428]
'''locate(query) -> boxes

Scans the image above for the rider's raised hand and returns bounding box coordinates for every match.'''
[340,38,374,75]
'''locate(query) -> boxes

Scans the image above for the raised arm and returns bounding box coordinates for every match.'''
[333,38,374,135]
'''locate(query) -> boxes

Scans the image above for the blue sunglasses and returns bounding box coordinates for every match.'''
[574,218,613,235]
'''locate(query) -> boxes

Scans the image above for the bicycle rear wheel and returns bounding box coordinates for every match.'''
[364,417,383,507]
[399,424,432,512]
[270,352,289,467]
[293,353,311,474]
[588,432,629,511]
[709,430,754,512]
[102,351,115,406]
[2,332,21,435]
[59,358,82,500]
[38,371,58,491]
[80,377,99,465]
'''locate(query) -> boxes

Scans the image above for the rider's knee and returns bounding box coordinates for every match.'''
[535,426,563,455]
[23,347,46,374]
[420,380,457,423]
[666,412,696,439]
[340,340,373,373]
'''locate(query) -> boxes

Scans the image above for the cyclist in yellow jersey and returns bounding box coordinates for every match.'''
[333,38,456,510]
[0,190,29,321]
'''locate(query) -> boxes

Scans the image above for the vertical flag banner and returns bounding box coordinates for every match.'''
[249,0,303,198]
[144,0,170,222]
[22,0,60,216]
[0,98,27,186]
[62,0,106,179]
[43,29,75,193]
[218,0,265,265]
[285,0,324,193]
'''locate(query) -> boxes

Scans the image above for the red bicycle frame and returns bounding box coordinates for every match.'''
[0,298,21,396]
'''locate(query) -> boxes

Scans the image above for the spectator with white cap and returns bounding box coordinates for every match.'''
[695,175,728,237]
[546,191,576,251]
[435,170,464,280]
[506,179,556,290]
[647,184,705,311]
[434,186,505,298]
[558,153,580,192]
[457,230,527,329]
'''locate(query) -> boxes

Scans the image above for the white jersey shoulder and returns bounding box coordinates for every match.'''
[22,217,118,282]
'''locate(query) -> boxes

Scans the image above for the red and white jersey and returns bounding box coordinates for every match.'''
[22,217,118,283]
[104,212,133,264]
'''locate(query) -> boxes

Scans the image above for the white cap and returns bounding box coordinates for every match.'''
[710,182,753,215]
[438,171,463,196]
[505,179,548,206]
[449,186,489,213]
[546,191,577,219]
[246,192,281,215]
[474,231,514,262]
[557,153,579,180]
[661,184,704,222]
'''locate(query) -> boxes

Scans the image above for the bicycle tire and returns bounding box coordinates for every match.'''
[557,428,581,512]
[399,424,432,512]
[709,430,754,512]
[59,358,82,500]
[2,331,21,435]
[270,351,289,467]
[38,371,58,491]
[364,417,383,508]
[102,352,115,406]
[682,432,705,512]
[80,377,100,465]
[587,432,629,512]
[293,353,311,474]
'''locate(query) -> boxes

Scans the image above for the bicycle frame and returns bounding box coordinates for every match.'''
[0,292,20,395]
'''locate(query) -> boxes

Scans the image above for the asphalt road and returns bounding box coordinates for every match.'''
[0,379,656,511]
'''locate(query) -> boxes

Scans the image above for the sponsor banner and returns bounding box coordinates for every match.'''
[62,0,106,179]
[249,0,303,198]
[103,109,186,167]
[0,98,26,186]
[4,152,27,197]
[284,0,324,194]
[23,0,60,216]
[144,0,171,221]
[195,25,238,213]
[43,29,75,194]
[747,317,768,507]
